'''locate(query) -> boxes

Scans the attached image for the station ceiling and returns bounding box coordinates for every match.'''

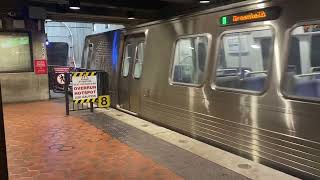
[26,0,245,25]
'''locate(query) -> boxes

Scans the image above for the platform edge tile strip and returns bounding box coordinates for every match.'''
[96,108,300,180]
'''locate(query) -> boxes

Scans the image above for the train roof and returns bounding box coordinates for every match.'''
[126,0,269,30]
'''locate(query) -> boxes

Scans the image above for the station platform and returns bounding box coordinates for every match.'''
[3,100,298,180]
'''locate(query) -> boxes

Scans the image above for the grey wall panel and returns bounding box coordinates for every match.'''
[0,17,49,103]
[0,73,49,103]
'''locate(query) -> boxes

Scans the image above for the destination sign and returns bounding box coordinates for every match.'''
[220,7,281,26]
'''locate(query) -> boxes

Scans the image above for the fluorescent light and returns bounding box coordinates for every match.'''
[257,4,265,8]
[251,44,261,49]
[69,6,80,10]
[69,0,80,10]
[199,0,210,3]
[45,19,52,22]
[127,12,135,20]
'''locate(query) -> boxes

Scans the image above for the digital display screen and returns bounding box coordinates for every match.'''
[220,7,281,26]
[0,37,29,48]
[0,33,32,72]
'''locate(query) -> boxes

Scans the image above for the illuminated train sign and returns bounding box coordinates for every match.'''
[220,7,282,26]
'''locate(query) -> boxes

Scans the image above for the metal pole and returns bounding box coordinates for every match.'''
[0,83,9,180]
[61,22,77,68]
[65,73,70,116]
[90,102,94,112]
[48,67,51,99]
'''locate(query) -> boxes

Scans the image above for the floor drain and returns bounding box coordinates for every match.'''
[142,124,149,127]
[238,164,252,170]
[178,139,188,144]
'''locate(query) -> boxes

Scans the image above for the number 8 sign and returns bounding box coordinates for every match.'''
[98,95,111,108]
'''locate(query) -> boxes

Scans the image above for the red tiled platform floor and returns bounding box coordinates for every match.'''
[3,101,183,180]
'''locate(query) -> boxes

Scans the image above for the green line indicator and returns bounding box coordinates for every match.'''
[221,16,228,26]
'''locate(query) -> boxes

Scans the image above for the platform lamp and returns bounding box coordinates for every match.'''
[127,12,135,20]
[199,0,210,3]
[69,0,81,10]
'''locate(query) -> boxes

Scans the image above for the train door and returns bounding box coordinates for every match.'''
[119,35,145,114]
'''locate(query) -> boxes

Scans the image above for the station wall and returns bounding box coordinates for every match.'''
[0,17,49,103]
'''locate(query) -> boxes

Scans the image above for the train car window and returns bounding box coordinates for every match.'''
[122,44,133,77]
[133,42,145,78]
[0,32,32,72]
[284,24,320,100]
[214,28,273,93]
[171,36,208,85]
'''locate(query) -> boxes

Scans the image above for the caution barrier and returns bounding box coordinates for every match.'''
[73,95,111,106]
[73,98,98,104]
[72,72,97,77]
[72,71,98,103]
[64,70,110,115]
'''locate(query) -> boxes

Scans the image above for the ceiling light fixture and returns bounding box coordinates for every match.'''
[199,0,210,3]
[127,12,135,20]
[69,0,81,10]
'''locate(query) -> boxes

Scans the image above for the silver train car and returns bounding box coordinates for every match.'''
[84,0,320,179]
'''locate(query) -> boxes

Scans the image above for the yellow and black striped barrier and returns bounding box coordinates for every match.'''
[73,95,111,108]
[72,72,97,77]
[73,98,98,104]
[65,70,110,115]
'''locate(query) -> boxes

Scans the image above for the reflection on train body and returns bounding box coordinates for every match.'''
[82,1,320,179]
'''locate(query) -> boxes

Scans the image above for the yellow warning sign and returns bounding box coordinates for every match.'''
[98,95,111,108]
[72,72,97,102]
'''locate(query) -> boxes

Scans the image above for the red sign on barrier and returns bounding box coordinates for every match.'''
[54,67,72,74]
[34,60,48,74]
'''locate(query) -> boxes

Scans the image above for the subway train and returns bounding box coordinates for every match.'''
[81,0,320,179]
